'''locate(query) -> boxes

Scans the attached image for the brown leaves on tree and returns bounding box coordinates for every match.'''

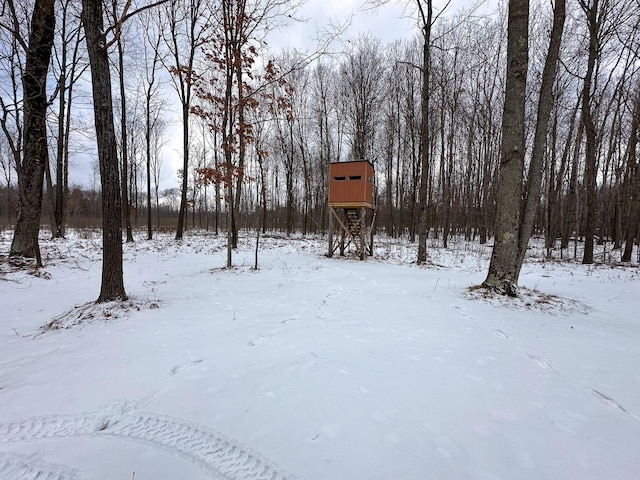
[191,22,294,160]
[196,165,252,191]
[168,65,198,86]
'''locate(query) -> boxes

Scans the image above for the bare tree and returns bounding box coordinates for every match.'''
[0,134,15,222]
[0,2,23,224]
[514,0,565,276]
[9,0,56,266]
[416,0,433,263]
[575,0,629,263]
[81,0,127,301]
[482,0,529,295]
[578,0,601,264]
[272,88,297,236]
[310,61,338,232]
[110,0,134,243]
[51,0,85,239]
[339,34,385,164]
[0,1,26,217]
[139,8,165,240]
[151,119,167,231]
[162,0,212,241]
[621,85,640,262]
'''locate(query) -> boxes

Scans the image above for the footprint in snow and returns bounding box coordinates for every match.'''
[523,353,552,370]
[169,358,205,376]
[247,329,281,347]
[492,329,509,340]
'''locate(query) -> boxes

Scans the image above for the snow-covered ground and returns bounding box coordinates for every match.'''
[1,230,639,480]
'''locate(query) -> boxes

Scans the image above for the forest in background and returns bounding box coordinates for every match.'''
[1,0,639,266]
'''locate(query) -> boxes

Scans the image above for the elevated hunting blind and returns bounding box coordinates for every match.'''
[328,161,376,260]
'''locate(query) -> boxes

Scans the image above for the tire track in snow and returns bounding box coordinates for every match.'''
[0,408,295,480]
[0,452,94,480]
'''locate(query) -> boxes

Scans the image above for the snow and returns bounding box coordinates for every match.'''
[1,230,639,480]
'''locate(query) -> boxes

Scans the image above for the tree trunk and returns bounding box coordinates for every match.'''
[548,97,579,251]
[115,23,134,243]
[146,92,153,240]
[416,0,432,263]
[54,47,67,239]
[226,174,233,268]
[622,88,639,262]
[580,0,599,265]
[10,0,56,266]
[515,0,565,278]
[257,149,267,233]
[165,0,204,242]
[483,0,529,295]
[44,154,55,235]
[176,101,190,240]
[232,62,245,248]
[214,129,220,235]
[82,0,127,302]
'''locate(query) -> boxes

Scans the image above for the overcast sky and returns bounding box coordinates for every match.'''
[269,0,492,52]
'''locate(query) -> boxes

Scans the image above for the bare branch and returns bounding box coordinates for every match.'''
[103,0,169,50]
[1,0,27,51]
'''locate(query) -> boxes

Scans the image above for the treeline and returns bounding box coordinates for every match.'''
[1,0,639,263]
[183,2,639,260]
[0,184,208,230]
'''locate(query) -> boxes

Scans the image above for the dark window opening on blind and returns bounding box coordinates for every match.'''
[349,175,362,181]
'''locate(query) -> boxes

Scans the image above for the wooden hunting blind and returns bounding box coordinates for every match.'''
[328,161,376,260]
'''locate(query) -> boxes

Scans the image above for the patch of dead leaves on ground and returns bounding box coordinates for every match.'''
[40,297,161,333]
[0,255,52,282]
[466,285,591,315]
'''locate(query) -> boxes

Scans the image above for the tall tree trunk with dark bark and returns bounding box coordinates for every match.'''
[146,95,153,240]
[416,0,432,263]
[176,102,190,240]
[514,0,565,278]
[52,0,81,240]
[548,97,579,251]
[82,0,127,302]
[580,0,599,265]
[622,88,639,262]
[10,0,56,266]
[53,24,67,240]
[114,4,134,243]
[482,0,529,295]
[164,0,209,241]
